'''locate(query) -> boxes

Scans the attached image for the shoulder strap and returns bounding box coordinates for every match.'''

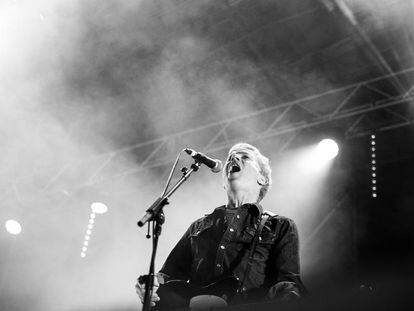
[239,213,270,293]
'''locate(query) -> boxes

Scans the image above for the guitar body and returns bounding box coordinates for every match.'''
[156,276,240,311]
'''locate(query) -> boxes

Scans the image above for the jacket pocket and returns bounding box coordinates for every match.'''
[189,219,214,237]
[239,226,275,245]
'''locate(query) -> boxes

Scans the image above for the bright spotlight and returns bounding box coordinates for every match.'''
[91,202,108,214]
[5,220,22,235]
[317,139,339,160]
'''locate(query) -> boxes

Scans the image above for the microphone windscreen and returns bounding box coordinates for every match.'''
[211,160,223,173]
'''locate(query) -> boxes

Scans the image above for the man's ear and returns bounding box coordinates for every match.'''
[257,176,267,186]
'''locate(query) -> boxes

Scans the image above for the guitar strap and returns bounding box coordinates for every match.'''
[239,213,270,294]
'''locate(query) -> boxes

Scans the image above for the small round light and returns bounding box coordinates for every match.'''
[371,134,376,139]
[80,252,86,258]
[5,220,22,235]
[372,160,376,164]
[372,173,376,177]
[372,193,377,198]
[371,147,376,152]
[372,186,377,190]
[86,229,92,235]
[88,224,93,230]
[372,166,376,171]
[90,213,96,219]
[85,235,90,240]
[371,141,376,145]
[89,219,95,224]
[372,179,376,184]
[84,241,89,246]
[372,154,376,158]
[82,246,87,252]
[91,202,108,214]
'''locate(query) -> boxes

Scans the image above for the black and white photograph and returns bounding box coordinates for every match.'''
[1,1,413,310]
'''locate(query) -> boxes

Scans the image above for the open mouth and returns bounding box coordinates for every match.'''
[228,163,241,174]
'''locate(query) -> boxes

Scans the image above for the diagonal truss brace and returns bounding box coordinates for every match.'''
[9,67,414,194]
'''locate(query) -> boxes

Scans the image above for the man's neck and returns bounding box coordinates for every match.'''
[227,191,258,209]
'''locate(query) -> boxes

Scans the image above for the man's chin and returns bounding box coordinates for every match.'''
[226,178,242,191]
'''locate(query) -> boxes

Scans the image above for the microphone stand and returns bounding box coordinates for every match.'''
[137,161,201,311]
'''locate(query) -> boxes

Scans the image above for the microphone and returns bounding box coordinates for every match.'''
[184,148,223,173]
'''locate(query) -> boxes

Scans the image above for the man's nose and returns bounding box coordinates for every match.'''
[229,154,241,162]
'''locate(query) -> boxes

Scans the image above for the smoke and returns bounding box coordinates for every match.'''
[0,0,359,310]
[344,0,414,28]
[0,0,264,310]
[342,0,414,70]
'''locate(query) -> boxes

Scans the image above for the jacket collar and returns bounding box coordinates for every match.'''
[219,202,263,218]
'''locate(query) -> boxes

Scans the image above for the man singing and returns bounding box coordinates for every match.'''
[136,143,305,309]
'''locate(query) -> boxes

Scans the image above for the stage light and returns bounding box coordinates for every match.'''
[297,139,339,173]
[5,219,22,235]
[371,133,378,199]
[91,202,108,214]
[80,203,108,258]
[316,139,339,160]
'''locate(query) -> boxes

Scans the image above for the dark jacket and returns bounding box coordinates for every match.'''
[158,203,305,304]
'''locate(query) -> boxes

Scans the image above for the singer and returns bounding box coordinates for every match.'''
[136,143,305,309]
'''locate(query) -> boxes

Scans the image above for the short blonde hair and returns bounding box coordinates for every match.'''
[226,143,272,202]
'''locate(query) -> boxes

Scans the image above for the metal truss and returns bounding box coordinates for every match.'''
[22,66,411,195]
[1,67,412,204]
